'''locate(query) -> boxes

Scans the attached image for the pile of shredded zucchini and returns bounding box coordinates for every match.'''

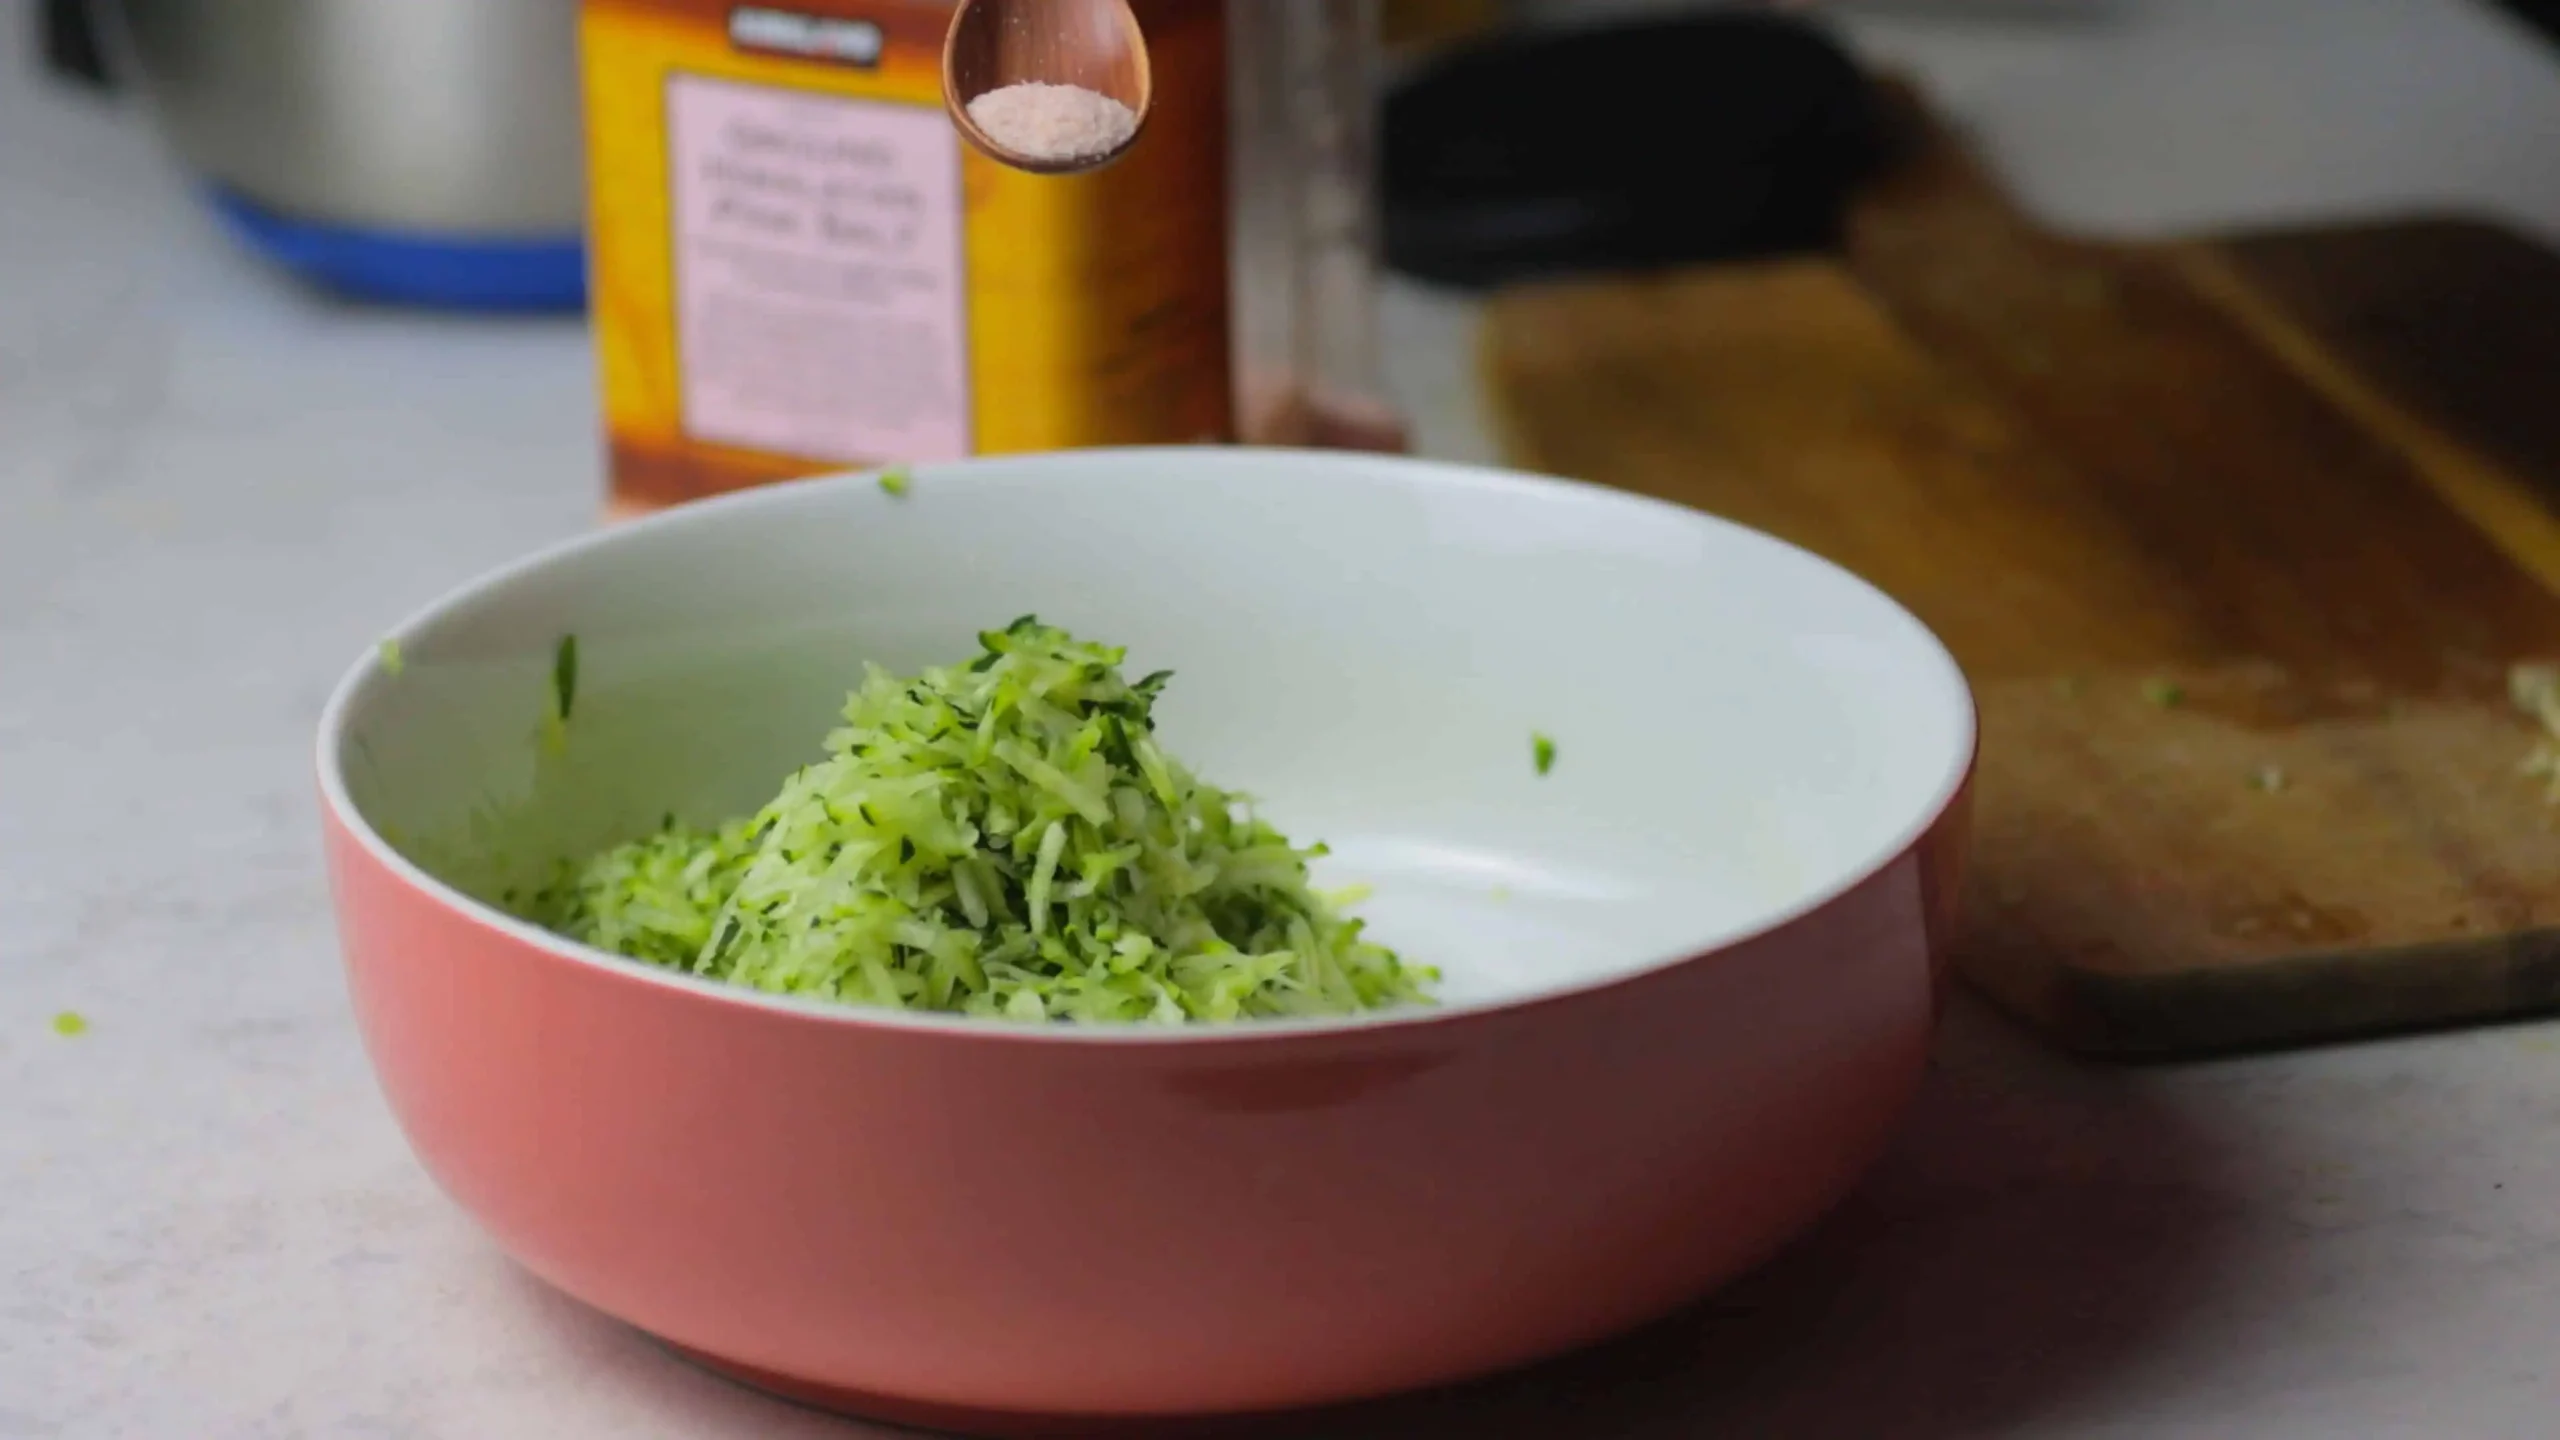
[530,619,1431,1023]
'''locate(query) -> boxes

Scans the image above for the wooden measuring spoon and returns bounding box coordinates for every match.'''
[942,0,1152,174]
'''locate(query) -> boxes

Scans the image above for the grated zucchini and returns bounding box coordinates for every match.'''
[529,620,1431,1024]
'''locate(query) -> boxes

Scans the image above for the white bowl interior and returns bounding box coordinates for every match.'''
[329,450,1972,1016]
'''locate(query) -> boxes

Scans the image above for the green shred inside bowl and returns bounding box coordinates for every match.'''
[527,619,1433,1024]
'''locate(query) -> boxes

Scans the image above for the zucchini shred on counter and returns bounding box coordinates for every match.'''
[527,619,1433,1024]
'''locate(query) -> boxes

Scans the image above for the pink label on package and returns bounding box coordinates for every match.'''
[667,74,970,465]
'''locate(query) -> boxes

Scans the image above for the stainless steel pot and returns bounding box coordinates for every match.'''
[100,0,583,238]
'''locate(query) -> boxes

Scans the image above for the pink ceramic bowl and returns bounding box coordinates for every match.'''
[318,448,1974,1432]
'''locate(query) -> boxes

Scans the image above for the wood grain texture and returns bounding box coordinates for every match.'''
[1482,85,2560,1056]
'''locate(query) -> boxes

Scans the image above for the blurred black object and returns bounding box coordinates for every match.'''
[40,0,113,90]
[2495,0,2560,47]
[1382,13,1882,288]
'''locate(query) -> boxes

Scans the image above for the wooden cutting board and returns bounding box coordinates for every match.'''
[1482,85,2560,1057]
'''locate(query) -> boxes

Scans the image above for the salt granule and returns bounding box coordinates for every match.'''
[966,82,1137,162]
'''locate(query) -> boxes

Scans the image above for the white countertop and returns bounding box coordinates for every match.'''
[7,4,2560,1436]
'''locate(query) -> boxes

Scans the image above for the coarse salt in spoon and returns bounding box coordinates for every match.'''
[943,0,1152,174]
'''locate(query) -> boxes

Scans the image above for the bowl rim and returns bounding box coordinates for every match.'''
[316,446,1977,1047]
